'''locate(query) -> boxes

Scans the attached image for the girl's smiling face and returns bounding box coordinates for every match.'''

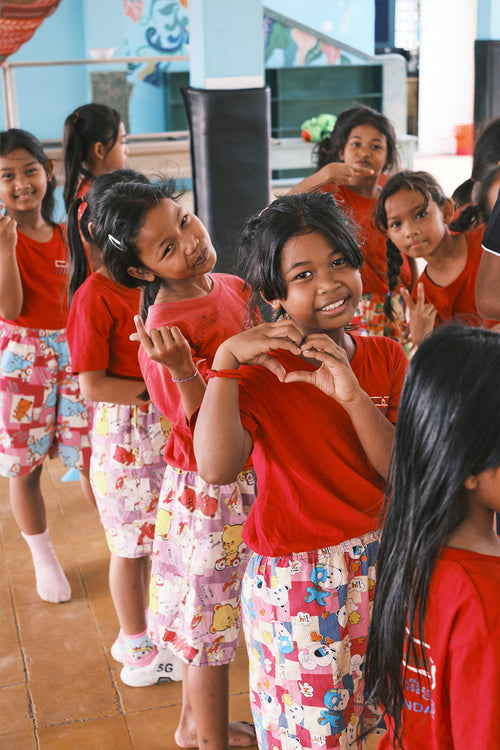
[129,197,216,284]
[384,188,453,260]
[268,229,362,339]
[0,148,51,215]
[339,123,388,177]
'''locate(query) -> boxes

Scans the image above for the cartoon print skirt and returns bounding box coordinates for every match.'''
[147,463,256,666]
[90,401,171,558]
[241,531,382,750]
[0,323,92,477]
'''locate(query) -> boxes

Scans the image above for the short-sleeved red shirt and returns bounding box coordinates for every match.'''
[1,224,69,329]
[238,335,408,555]
[379,547,500,750]
[66,272,142,379]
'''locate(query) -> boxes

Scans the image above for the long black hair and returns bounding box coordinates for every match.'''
[66,169,151,305]
[373,170,448,321]
[62,103,122,212]
[89,179,179,320]
[365,325,500,748]
[0,128,57,227]
[238,191,363,322]
[314,105,399,173]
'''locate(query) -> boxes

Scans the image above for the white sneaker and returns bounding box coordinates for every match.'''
[110,635,125,663]
[119,647,183,687]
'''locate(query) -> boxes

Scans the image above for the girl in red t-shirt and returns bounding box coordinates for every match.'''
[365,325,500,750]
[374,170,497,351]
[0,128,94,604]
[62,103,128,214]
[193,191,408,750]
[66,170,182,688]
[89,180,259,750]
[289,105,417,340]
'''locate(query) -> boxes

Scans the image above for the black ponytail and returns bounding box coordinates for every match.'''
[384,238,404,321]
[67,198,91,305]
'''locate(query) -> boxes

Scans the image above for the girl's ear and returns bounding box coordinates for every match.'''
[92,141,106,162]
[463,473,479,490]
[442,197,455,224]
[44,160,54,180]
[260,291,282,312]
[127,266,155,283]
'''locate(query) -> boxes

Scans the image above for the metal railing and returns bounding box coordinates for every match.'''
[0,54,189,129]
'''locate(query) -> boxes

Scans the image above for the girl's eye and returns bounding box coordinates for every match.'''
[389,221,401,229]
[162,243,174,257]
[293,270,311,281]
[332,257,346,267]
[416,210,427,219]
[181,215,188,227]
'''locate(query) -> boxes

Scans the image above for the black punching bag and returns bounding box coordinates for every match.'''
[181,86,271,273]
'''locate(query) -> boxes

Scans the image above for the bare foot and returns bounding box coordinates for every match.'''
[229,720,257,747]
[174,720,256,748]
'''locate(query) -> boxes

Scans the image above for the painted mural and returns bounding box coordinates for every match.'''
[124,0,189,88]
[123,1,358,94]
[263,15,352,68]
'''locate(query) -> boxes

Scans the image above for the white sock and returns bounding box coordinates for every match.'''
[21,528,71,603]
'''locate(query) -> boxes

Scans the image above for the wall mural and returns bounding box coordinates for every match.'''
[124,0,189,88]
[124,1,353,92]
[264,15,349,68]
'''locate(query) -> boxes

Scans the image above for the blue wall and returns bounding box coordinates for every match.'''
[1,0,375,140]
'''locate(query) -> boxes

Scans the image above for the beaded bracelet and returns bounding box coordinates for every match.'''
[172,366,198,384]
[206,368,241,380]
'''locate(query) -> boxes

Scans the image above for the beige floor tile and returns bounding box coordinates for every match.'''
[30,671,119,728]
[0,729,38,749]
[0,683,33,735]
[37,716,134,750]
[23,630,108,680]
[15,598,96,641]
[0,637,25,686]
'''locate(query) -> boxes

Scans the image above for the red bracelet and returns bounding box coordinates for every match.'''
[206,368,241,380]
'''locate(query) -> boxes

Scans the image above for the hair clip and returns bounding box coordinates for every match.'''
[108,234,124,251]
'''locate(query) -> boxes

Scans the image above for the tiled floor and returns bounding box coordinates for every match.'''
[0,459,257,750]
[0,459,383,750]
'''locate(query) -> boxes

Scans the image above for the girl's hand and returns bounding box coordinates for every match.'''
[283,333,364,406]
[402,284,437,347]
[325,161,375,186]
[213,320,304,379]
[0,206,17,254]
[132,315,195,380]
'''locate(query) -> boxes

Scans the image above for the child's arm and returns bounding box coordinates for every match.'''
[401,283,437,347]
[79,371,148,404]
[0,210,23,320]
[285,333,395,478]
[287,162,375,195]
[194,321,304,484]
[133,315,206,419]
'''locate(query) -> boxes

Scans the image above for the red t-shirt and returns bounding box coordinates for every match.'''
[66,272,142,379]
[379,547,500,750]
[1,224,69,329]
[139,273,252,470]
[412,227,496,329]
[238,335,408,555]
[322,183,413,297]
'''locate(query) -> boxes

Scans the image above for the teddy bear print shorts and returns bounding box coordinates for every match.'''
[147,463,256,666]
[241,531,381,750]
